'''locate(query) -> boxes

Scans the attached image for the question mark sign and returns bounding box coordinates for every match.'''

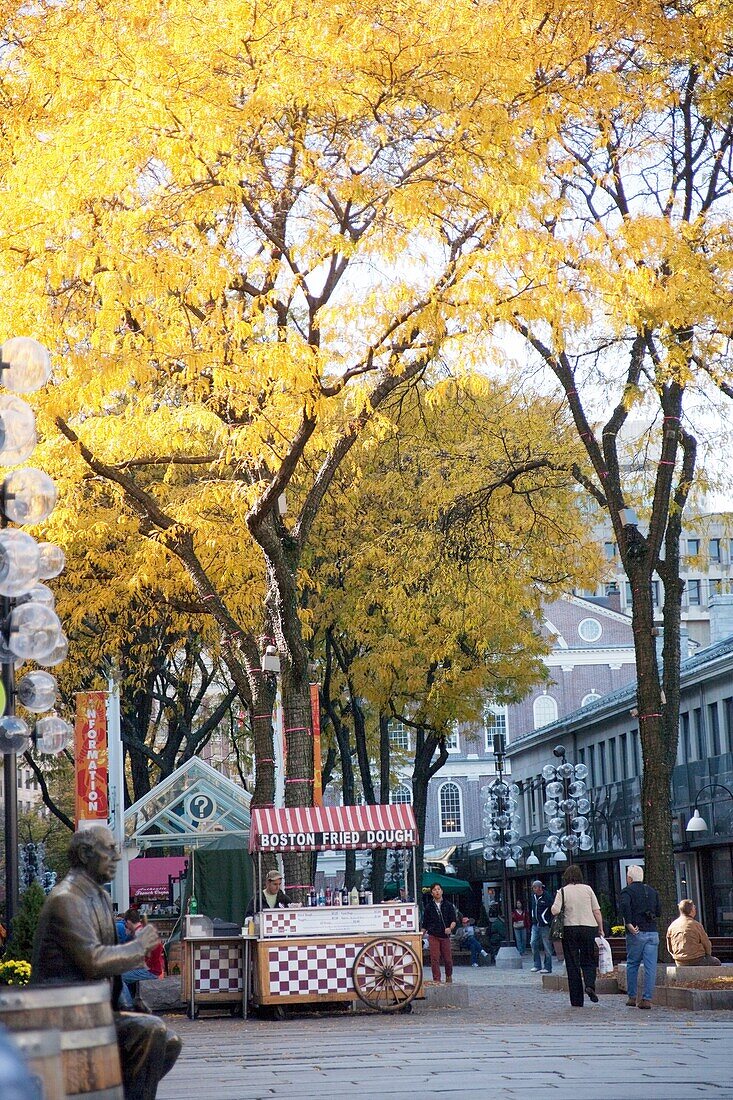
[185,792,215,823]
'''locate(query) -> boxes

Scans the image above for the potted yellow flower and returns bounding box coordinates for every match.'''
[0,959,32,986]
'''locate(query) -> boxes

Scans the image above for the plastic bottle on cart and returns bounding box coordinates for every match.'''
[333,889,342,906]
[309,888,317,907]
[341,887,349,906]
[358,887,367,905]
[365,890,373,905]
[189,895,198,915]
[317,889,326,906]
[349,886,359,907]
[325,887,332,906]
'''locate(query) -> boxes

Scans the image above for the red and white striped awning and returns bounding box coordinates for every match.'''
[249,804,418,853]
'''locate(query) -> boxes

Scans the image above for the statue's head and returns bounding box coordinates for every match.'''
[68,826,120,885]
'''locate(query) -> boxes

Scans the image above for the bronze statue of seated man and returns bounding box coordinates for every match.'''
[32,825,181,1100]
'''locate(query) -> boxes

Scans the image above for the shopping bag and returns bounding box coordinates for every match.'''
[596,935,613,974]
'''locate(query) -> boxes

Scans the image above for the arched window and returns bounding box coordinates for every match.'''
[391,783,412,805]
[439,782,463,835]
[581,692,602,707]
[533,694,558,729]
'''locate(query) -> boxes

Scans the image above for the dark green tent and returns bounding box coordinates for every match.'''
[421,871,471,894]
[182,835,254,924]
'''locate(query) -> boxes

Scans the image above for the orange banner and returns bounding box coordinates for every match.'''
[74,692,109,827]
[310,683,323,808]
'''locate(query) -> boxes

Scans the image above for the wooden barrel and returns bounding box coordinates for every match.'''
[11,1028,66,1100]
[0,982,123,1100]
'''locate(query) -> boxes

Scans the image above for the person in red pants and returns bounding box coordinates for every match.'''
[421,883,458,984]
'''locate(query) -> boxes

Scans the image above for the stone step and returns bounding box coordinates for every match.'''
[422,981,471,1007]
[665,964,727,984]
[541,973,619,995]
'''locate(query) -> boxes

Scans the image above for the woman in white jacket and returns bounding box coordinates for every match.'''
[551,863,604,1007]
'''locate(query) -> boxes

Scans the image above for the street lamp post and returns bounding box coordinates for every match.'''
[685,783,733,834]
[0,337,72,923]
[540,745,594,864]
[481,734,522,960]
[522,832,551,869]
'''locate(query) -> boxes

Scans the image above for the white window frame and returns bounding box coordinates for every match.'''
[389,720,410,751]
[438,781,463,836]
[578,617,602,643]
[533,694,558,729]
[581,692,602,707]
[483,707,507,753]
[445,724,460,753]
[390,783,412,805]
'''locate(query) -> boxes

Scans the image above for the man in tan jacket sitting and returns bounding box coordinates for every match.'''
[666,899,721,966]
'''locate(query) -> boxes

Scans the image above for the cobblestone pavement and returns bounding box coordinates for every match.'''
[155,964,733,1100]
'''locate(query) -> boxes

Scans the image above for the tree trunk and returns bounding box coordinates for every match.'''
[411,727,448,903]
[626,552,677,961]
[369,713,391,903]
[323,684,357,888]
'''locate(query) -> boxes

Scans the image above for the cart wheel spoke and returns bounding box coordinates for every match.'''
[352,938,421,1013]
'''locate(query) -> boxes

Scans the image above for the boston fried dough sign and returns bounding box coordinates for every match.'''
[258,828,416,852]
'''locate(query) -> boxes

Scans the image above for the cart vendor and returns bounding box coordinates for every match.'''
[245,869,292,917]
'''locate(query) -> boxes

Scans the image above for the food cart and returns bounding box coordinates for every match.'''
[247,804,424,1015]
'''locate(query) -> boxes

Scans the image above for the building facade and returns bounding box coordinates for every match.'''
[456,598,733,934]
[0,762,44,817]
[590,512,733,648]
[416,594,638,857]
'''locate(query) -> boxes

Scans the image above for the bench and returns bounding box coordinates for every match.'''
[710,937,733,963]
[609,936,733,965]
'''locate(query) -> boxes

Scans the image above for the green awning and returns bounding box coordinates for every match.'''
[421,870,471,894]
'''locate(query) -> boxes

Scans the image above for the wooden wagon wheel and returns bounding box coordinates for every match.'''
[352,937,421,1013]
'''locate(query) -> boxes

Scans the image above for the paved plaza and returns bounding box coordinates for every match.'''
[156,964,733,1099]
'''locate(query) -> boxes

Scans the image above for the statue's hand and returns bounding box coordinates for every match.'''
[136,925,160,953]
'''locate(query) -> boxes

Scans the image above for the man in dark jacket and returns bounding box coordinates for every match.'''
[530,879,554,974]
[245,869,292,917]
[32,825,181,1100]
[483,906,507,965]
[620,865,661,1009]
[421,883,458,984]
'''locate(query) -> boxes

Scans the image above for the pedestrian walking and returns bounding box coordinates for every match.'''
[421,883,458,984]
[550,864,604,1008]
[529,880,554,973]
[620,865,661,1009]
[511,899,530,956]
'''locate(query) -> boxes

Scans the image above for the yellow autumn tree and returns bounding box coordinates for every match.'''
[0,0,583,888]
[474,1,733,931]
[308,372,602,886]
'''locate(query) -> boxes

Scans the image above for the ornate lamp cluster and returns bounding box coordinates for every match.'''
[0,336,71,756]
[541,744,593,861]
[482,754,523,869]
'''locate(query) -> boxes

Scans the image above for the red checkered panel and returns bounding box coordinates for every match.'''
[262,911,298,936]
[268,942,364,996]
[195,943,243,993]
[380,907,417,931]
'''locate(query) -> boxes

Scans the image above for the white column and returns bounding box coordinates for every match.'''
[106,680,131,911]
[274,681,285,809]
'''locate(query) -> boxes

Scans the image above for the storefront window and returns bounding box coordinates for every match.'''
[711,847,733,935]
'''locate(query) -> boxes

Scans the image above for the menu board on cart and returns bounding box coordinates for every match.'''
[257,903,419,938]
